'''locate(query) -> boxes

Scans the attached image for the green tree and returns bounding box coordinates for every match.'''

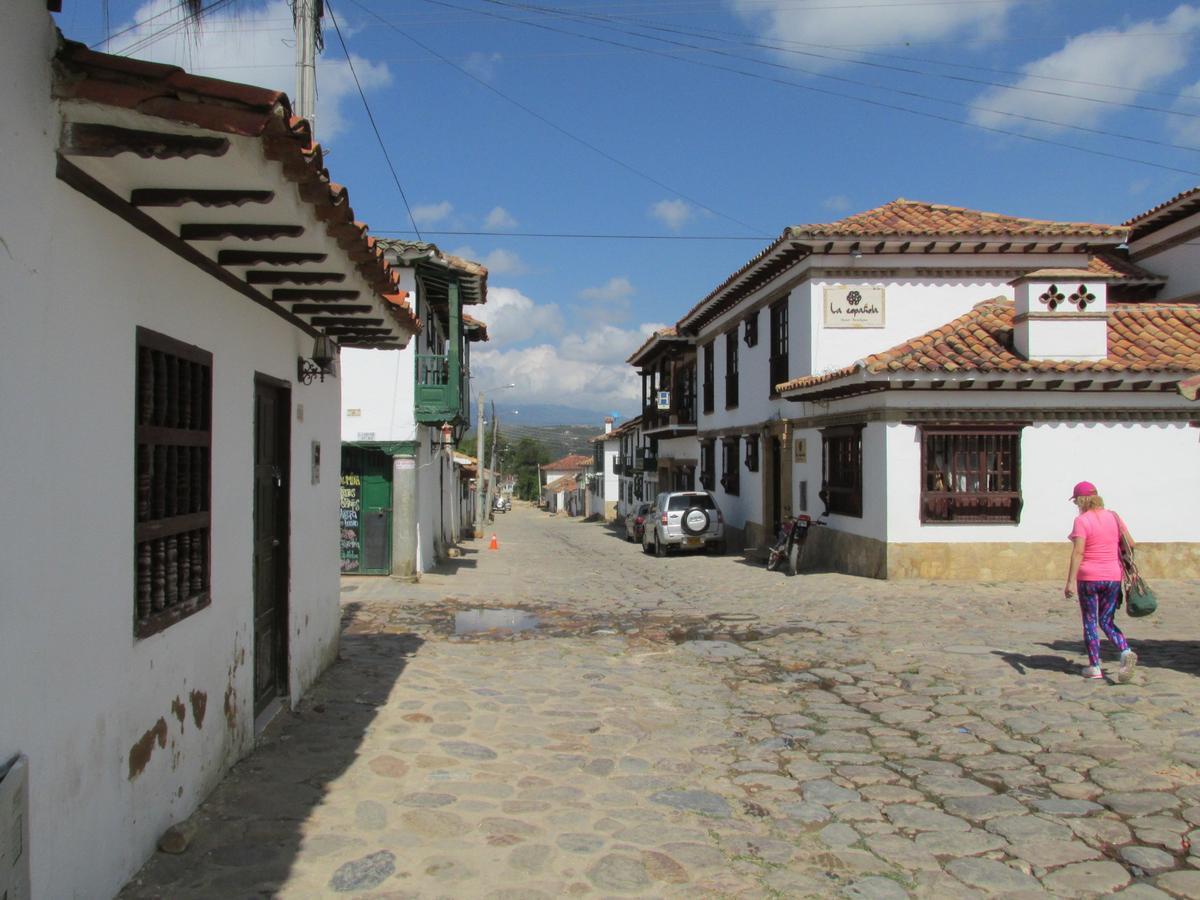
[511,437,550,500]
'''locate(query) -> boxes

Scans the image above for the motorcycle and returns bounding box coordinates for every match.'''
[766,514,811,576]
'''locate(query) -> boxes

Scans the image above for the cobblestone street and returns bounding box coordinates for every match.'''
[121,505,1200,899]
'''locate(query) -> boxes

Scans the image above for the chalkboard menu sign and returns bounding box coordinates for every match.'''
[340,473,361,572]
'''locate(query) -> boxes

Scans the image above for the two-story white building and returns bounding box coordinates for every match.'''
[1,12,419,898]
[644,198,1199,578]
[339,242,488,578]
[587,417,622,520]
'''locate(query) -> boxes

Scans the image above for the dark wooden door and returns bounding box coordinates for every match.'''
[253,376,290,718]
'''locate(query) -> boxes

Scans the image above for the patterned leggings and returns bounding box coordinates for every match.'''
[1077,580,1129,668]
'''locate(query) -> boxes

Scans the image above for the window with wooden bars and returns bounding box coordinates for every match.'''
[743,311,758,347]
[724,330,739,409]
[720,437,740,495]
[135,328,212,639]
[821,424,863,518]
[702,342,714,414]
[769,298,788,395]
[920,427,1023,524]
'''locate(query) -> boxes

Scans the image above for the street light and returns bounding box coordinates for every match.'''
[475,382,514,537]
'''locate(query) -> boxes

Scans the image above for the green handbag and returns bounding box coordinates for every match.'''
[1126,575,1158,618]
[1118,523,1157,617]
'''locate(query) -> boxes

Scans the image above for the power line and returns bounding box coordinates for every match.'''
[109,0,238,57]
[345,0,767,236]
[489,0,1200,153]
[326,0,423,240]
[373,229,774,240]
[440,0,1200,177]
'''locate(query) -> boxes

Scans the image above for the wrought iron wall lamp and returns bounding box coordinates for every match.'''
[298,334,337,384]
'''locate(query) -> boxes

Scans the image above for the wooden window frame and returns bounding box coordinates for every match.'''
[699,439,715,490]
[724,329,739,409]
[821,424,863,518]
[769,298,788,396]
[919,425,1024,524]
[135,327,213,639]
[720,436,740,496]
[702,341,714,414]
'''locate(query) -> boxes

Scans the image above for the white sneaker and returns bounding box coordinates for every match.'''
[1117,651,1138,684]
[1081,665,1104,679]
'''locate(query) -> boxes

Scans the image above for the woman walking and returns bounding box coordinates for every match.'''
[1064,481,1137,682]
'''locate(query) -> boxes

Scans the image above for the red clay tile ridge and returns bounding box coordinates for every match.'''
[1013,267,1113,281]
[777,298,1200,396]
[626,327,683,365]
[787,199,1126,239]
[53,38,420,336]
[544,454,593,472]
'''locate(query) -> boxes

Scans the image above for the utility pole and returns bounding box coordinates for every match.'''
[474,391,486,538]
[484,403,500,522]
[293,0,321,134]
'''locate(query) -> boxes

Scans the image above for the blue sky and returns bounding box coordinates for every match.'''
[55,0,1200,415]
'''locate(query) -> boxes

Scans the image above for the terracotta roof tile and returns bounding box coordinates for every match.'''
[544,454,592,471]
[53,39,420,335]
[789,199,1125,239]
[778,299,1200,394]
[1088,252,1164,282]
[1124,186,1200,240]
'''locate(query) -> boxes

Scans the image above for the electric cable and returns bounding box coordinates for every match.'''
[345,0,768,236]
[424,0,1200,177]
[110,0,238,57]
[326,0,424,241]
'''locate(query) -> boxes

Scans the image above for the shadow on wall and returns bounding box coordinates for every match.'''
[117,602,424,897]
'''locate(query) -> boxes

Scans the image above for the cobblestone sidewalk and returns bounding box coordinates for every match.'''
[120,507,1200,898]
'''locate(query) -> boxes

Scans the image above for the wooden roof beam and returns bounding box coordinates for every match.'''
[246,270,345,285]
[923,241,937,253]
[291,304,371,315]
[131,188,274,208]
[310,316,384,328]
[998,242,1012,252]
[61,122,228,160]
[181,224,304,241]
[272,288,360,302]
[218,250,326,266]
[947,241,962,253]
[1073,379,1093,391]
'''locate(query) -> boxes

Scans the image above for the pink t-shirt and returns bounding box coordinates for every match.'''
[1069,509,1124,582]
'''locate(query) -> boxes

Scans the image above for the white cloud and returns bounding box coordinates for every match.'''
[451,246,528,276]
[822,195,852,214]
[730,0,1017,69]
[970,5,1200,133]
[484,206,518,229]
[480,287,563,345]
[1168,79,1200,146]
[470,290,663,412]
[112,0,390,140]
[412,201,454,226]
[579,276,634,302]
[650,199,695,231]
[463,51,504,82]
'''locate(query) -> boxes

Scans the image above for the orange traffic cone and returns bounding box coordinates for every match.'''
[488,533,499,550]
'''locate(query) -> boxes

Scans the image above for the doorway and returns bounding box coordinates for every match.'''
[253,375,291,719]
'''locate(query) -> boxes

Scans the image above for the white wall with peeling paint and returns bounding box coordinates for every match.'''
[0,6,343,897]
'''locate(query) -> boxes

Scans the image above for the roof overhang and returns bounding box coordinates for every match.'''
[1125,187,1200,242]
[780,370,1192,402]
[378,240,488,307]
[53,40,419,350]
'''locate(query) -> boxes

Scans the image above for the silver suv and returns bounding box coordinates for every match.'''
[642,490,726,557]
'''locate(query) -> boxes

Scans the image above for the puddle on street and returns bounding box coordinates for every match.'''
[454,608,541,636]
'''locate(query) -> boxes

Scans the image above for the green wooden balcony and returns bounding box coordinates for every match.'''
[414,354,467,424]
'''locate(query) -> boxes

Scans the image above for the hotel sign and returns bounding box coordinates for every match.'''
[824,285,885,328]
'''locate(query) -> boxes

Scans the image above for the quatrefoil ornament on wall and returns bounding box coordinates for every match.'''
[1068,284,1095,310]
[1038,284,1066,310]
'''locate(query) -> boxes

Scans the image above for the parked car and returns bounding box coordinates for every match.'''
[624,502,652,542]
[642,490,726,557]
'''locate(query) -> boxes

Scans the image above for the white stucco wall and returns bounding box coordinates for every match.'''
[1,10,342,897]
[884,420,1200,544]
[1130,212,1200,299]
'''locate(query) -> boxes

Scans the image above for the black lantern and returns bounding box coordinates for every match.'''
[298,334,337,384]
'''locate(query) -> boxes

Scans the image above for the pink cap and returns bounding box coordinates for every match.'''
[1070,481,1098,500]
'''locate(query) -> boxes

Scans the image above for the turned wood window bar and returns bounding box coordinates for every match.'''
[920,426,1023,524]
[135,328,212,638]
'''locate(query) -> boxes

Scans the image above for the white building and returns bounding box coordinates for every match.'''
[587,417,621,520]
[339,242,488,577]
[640,198,1200,577]
[1,12,418,899]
